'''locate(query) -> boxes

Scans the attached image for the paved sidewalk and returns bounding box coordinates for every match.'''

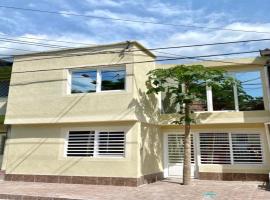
[0,179,269,200]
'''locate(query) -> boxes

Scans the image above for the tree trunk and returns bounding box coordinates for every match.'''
[183,103,191,185]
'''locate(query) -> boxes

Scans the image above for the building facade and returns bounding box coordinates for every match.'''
[0,41,270,186]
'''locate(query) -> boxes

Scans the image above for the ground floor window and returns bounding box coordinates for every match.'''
[66,130,125,157]
[199,133,263,164]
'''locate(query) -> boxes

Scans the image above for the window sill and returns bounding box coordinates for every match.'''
[66,90,129,96]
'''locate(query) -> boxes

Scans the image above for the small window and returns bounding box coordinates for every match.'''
[67,131,95,157]
[199,133,231,164]
[70,67,125,94]
[101,69,125,91]
[232,134,263,164]
[66,130,125,157]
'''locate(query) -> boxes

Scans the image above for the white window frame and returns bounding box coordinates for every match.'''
[197,132,265,166]
[68,66,126,94]
[197,69,265,112]
[64,128,126,158]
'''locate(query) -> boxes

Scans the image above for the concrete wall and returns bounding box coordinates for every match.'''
[2,122,140,178]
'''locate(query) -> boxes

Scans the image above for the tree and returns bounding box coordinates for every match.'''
[146,64,234,185]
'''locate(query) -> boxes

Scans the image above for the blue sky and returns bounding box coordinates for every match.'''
[1,0,270,61]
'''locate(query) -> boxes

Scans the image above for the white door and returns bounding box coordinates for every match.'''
[166,134,196,178]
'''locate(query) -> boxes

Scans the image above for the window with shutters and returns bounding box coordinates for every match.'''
[66,130,125,157]
[199,133,231,164]
[98,132,125,156]
[199,133,263,165]
[231,134,263,164]
[67,131,95,157]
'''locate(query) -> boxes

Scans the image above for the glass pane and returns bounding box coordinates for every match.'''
[212,82,235,111]
[101,68,125,91]
[235,71,264,111]
[190,81,207,111]
[71,70,97,93]
[0,80,10,97]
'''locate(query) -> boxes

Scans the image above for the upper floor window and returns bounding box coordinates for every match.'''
[71,67,125,94]
[161,69,265,113]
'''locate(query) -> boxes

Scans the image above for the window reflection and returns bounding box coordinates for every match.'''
[101,68,125,91]
[212,83,235,110]
[235,71,264,111]
[71,70,97,93]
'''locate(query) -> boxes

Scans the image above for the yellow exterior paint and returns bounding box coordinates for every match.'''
[139,123,163,176]
[2,122,141,177]
[2,41,270,178]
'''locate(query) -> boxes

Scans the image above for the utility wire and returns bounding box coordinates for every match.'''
[0,36,268,59]
[1,36,270,58]
[0,5,270,34]
[9,50,259,74]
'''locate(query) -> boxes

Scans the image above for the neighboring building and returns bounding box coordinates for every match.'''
[0,41,270,186]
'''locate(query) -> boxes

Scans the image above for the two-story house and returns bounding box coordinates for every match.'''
[1,41,270,186]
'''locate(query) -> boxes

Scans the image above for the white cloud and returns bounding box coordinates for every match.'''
[85,0,125,7]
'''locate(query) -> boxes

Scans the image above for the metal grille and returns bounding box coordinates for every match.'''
[168,134,194,164]
[67,131,95,157]
[200,133,231,164]
[0,80,10,97]
[98,132,125,156]
[66,131,125,157]
[232,134,263,164]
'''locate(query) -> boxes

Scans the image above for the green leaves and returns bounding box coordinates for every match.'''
[146,64,234,125]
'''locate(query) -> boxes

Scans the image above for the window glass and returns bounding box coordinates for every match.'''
[0,80,10,97]
[235,71,264,111]
[71,70,97,93]
[212,82,235,111]
[101,68,125,91]
[190,81,207,111]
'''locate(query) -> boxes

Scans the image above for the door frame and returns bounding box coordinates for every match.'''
[163,132,199,178]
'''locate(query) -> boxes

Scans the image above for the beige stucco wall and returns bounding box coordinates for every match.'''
[132,46,159,124]
[2,122,141,177]
[160,111,270,125]
[162,123,270,174]
[5,43,155,125]
[139,123,163,176]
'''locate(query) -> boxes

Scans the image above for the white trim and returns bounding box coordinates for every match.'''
[233,83,239,111]
[228,133,234,164]
[264,123,270,154]
[206,86,213,111]
[163,133,169,178]
[68,66,126,94]
[263,66,270,111]
[96,68,102,92]
[63,127,126,159]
